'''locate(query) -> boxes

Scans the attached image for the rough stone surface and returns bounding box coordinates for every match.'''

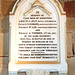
[1,0,15,15]
[67,57,75,75]
[0,57,8,75]
[67,32,73,56]
[64,1,75,18]
[0,33,9,56]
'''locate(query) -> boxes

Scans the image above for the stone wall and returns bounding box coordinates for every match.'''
[0,0,75,75]
[0,0,16,75]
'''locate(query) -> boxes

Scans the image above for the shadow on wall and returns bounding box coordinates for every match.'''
[67,57,75,75]
[0,15,9,75]
[0,0,16,75]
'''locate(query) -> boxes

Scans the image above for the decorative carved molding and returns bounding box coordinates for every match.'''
[9,0,66,15]
[24,1,52,16]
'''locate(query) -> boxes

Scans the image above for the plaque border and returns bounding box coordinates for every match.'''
[16,61,60,64]
[16,0,60,63]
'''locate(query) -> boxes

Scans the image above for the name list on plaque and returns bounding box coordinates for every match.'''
[17,9,58,61]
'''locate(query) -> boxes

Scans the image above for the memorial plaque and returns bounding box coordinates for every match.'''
[17,1,59,62]
[9,0,68,74]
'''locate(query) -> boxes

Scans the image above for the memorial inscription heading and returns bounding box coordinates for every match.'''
[17,5,59,62]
